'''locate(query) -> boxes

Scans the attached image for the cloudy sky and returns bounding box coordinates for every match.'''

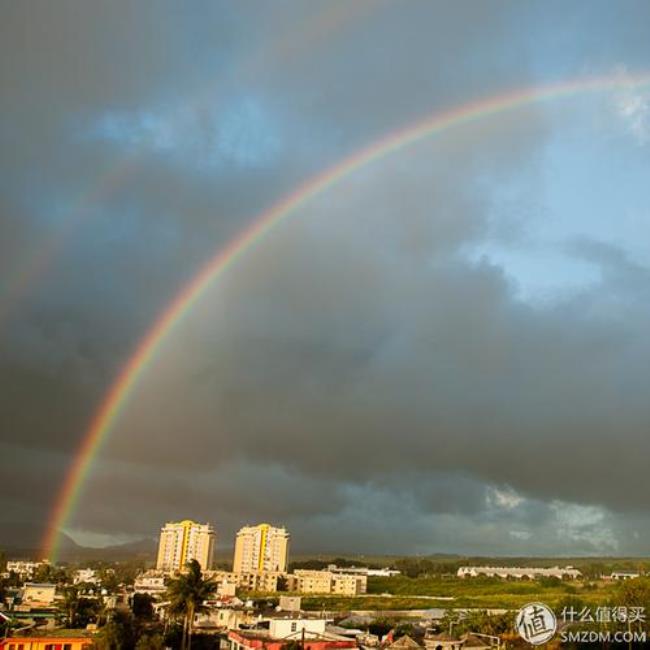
[2,0,650,556]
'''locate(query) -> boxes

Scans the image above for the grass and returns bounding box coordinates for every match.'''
[296,576,623,611]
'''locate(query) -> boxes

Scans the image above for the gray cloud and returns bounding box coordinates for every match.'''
[2,0,650,555]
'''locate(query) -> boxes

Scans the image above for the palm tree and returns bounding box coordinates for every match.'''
[166,560,216,650]
[59,585,80,627]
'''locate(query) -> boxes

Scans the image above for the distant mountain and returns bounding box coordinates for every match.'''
[0,522,79,559]
[55,536,158,563]
[0,522,159,563]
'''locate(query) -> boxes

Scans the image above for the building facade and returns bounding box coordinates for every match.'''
[232,524,289,573]
[21,583,57,607]
[133,571,167,596]
[456,565,581,580]
[228,621,356,650]
[5,561,48,580]
[73,569,99,585]
[291,570,367,596]
[1,637,95,650]
[156,520,216,572]
[206,570,285,593]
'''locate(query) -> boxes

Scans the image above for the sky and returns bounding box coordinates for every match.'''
[2,0,650,557]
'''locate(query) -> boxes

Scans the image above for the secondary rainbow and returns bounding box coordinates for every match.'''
[42,72,650,559]
[0,3,367,332]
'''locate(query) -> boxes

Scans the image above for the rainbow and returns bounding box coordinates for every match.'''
[0,162,134,331]
[42,71,650,559]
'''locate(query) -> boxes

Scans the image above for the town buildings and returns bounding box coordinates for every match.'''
[233,523,290,573]
[201,568,367,596]
[609,571,641,580]
[456,565,581,580]
[4,561,48,580]
[151,519,371,596]
[291,570,367,596]
[73,568,99,585]
[227,618,357,650]
[21,583,57,607]
[206,570,287,593]
[0,636,96,650]
[155,519,216,572]
[133,571,167,596]
[327,564,401,577]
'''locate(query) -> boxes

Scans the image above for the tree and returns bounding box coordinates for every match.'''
[618,576,650,610]
[281,641,303,650]
[59,586,100,628]
[34,563,71,585]
[135,632,166,649]
[60,586,80,627]
[96,610,137,650]
[132,593,154,621]
[367,617,395,637]
[99,569,120,594]
[166,560,216,650]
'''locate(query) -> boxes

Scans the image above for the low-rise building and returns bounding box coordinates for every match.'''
[456,566,581,580]
[73,569,99,585]
[386,635,423,650]
[292,570,367,595]
[327,565,401,577]
[194,606,256,632]
[21,583,57,607]
[610,571,641,580]
[0,635,96,650]
[228,620,356,650]
[206,570,286,593]
[5,561,48,580]
[292,570,332,594]
[133,571,167,596]
[204,568,366,595]
[332,573,367,595]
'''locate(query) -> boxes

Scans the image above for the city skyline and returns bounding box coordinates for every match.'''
[3,1,650,557]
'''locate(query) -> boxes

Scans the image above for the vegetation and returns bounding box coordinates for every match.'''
[33,562,72,584]
[298,574,627,611]
[132,593,155,620]
[166,559,217,650]
[96,610,138,650]
[440,609,513,637]
[289,556,381,571]
[134,632,167,649]
[58,585,102,627]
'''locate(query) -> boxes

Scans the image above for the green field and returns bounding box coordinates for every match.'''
[298,575,626,611]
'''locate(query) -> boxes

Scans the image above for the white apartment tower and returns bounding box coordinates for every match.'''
[156,520,216,573]
[233,523,289,573]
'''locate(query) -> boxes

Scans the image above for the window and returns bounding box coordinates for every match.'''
[291,622,297,632]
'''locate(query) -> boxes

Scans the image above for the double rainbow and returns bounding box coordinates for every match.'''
[42,72,650,559]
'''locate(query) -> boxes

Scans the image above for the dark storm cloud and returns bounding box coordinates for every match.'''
[2,0,650,554]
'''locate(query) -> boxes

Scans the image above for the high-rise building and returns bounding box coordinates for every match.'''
[156,520,216,572]
[232,523,289,573]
